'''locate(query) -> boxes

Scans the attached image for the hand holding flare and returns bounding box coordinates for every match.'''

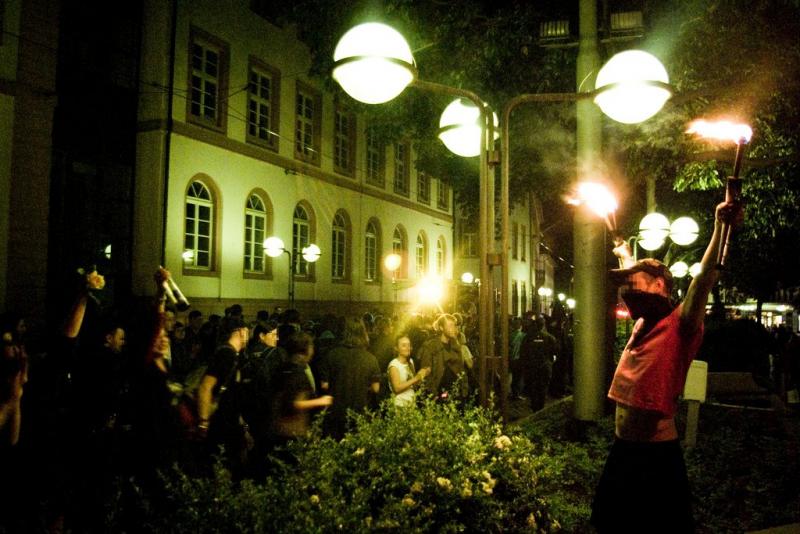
[686,119,752,266]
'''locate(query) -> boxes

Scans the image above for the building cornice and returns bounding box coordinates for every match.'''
[138,118,453,224]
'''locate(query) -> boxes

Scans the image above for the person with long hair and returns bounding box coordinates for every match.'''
[319,316,380,439]
[387,335,430,408]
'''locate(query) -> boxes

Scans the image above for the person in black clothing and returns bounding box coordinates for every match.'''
[196,316,250,475]
[267,332,332,466]
[319,316,380,440]
[240,320,286,478]
[519,315,558,412]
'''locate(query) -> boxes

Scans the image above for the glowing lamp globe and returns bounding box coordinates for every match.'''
[384,253,402,272]
[332,23,415,104]
[182,249,195,262]
[689,262,702,278]
[594,50,670,124]
[302,244,322,263]
[638,212,670,250]
[263,237,286,258]
[670,261,689,278]
[670,216,699,246]
[437,98,499,158]
[461,272,475,284]
[566,298,576,310]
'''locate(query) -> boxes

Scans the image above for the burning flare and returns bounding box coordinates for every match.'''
[686,119,753,144]
[568,182,618,232]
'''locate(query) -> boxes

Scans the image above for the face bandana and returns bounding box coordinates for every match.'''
[621,290,674,324]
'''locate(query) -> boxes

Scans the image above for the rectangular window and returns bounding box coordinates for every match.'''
[295,83,321,165]
[185,201,213,269]
[461,231,478,257]
[437,180,450,210]
[393,142,410,196]
[512,223,519,259]
[366,126,384,187]
[188,28,228,131]
[417,172,430,204]
[244,212,266,273]
[365,233,377,281]
[334,108,356,176]
[512,280,519,317]
[246,60,280,150]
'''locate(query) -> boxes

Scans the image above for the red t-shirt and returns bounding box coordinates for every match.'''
[608,305,704,417]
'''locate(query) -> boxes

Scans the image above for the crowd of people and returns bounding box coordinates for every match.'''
[2,266,571,532]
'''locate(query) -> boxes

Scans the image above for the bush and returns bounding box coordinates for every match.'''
[128,398,563,533]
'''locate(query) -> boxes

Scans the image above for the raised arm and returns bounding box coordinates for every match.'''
[62,269,106,339]
[680,201,744,333]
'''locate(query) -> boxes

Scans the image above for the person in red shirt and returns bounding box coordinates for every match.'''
[591,200,743,533]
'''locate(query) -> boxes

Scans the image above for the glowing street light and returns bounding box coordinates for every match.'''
[689,262,702,278]
[332,23,415,104]
[263,236,321,308]
[333,22,497,408]
[416,276,445,307]
[437,98,499,157]
[558,293,566,302]
[461,272,475,284]
[638,212,671,251]
[566,298,576,310]
[669,261,689,278]
[670,217,700,246]
[383,253,402,273]
[594,50,671,124]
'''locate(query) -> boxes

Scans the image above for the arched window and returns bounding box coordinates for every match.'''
[364,219,379,282]
[392,226,407,278]
[436,236,446,275]
[184,181,214,269]
[244,194,267,273]
[331,212,349,280]
[415,232,427,278]
[293,204,311,276]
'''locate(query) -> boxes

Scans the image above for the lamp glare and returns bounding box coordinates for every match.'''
[333,23,415,104]
[594,50,670,124]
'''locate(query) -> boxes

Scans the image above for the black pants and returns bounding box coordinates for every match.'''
[591,438,694,533]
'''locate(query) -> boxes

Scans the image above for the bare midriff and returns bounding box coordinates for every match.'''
[615,403,678,442]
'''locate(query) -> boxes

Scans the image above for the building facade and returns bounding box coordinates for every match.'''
[133,0,456,318]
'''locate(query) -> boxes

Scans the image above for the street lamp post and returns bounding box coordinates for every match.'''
[499,51,671,422]
[333,21,671,421]
[333,23,498,408]
[383,253,402,303]
[264,236,321,309]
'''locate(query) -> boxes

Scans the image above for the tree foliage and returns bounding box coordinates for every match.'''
[272,0,800,301]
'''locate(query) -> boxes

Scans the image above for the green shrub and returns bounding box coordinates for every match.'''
[130,398,563,533]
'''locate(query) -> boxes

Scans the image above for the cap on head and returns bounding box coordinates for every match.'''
[610,258,673,293]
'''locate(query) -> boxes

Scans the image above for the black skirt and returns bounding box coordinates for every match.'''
[591,438,694,534]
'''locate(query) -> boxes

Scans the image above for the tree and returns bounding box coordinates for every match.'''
[605,0,800,313]
[271,0,800,309]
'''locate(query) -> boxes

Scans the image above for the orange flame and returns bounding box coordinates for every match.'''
[576,182,618,218]
[567,182,618,232]
[687,119,753,144]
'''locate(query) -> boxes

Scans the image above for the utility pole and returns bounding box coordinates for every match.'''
[573,0,607,421]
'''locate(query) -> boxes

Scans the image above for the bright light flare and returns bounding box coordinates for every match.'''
[182,249,195,262]
[416,276,445,304]
[569,182,618,232]
[302,244,321,263]
[332,23,415,104]
[384,253,402,272]
[687,119,753,144]
[263,237,286,258]
[566,298,576,310]
[460,272,475,284]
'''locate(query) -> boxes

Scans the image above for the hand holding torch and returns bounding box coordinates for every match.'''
[686,120,752,267]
